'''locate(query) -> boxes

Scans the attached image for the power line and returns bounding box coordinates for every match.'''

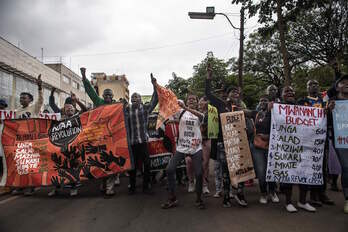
[41,33,235,59]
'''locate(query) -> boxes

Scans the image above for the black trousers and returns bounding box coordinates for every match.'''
[129,142,151,190]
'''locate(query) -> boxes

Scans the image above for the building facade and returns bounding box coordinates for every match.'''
[0,36,92,111]
[91,73,129,102]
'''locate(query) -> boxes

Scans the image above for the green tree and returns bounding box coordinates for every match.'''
[165,72,190,100]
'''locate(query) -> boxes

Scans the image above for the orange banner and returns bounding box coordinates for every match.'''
[155,83,180,129]
[1,103,132,187]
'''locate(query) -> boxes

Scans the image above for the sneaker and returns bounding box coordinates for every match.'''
[100,183,106,193]
[229,190,235,199]
[270,192,280,203]
[203,186,210,195]
[48,189,57,197]
[195,199,205,209]
[114,175,121,186]
[105,189,115,196]
[344,200,348,214]
[70,189,78,197]
[11,189,23,195]
[259,195,268,204]
[23,188,34,196]
[285,204,298,213]
[234,193,248,207]
[188,181,195,193]
[213,191,222,198]
[223,199,232,208]
[297,202,316,212]
[319,194,334,205]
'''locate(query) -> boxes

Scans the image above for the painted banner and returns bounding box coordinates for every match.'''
[0,111,61,120]
[220,111,255,186]
[155,83,180,129]
[0,103,132,187]
[266,104,327,185]
[332,100,348,148]
[208,104,219,139]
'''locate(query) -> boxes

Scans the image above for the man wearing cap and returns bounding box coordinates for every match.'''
[327,74,348,214]
[80,67,118,197]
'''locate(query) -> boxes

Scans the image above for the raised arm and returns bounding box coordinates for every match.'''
[145,73,159,113]
[177,100,204,122]
[49,88,61,113]
[35,74,44,114]
[205,64,225,110]
[80,67,104,106]
[71,92,88,113]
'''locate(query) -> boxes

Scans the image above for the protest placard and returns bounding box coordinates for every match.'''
[332,100,348,148]
[220,111,255,186]
[266,103,327,185]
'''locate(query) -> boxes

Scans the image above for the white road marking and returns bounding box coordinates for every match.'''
[0,196,21,205]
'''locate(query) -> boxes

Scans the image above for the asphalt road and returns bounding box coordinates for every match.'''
[0,174,347,232]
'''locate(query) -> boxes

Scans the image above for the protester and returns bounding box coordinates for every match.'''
[266,85,280,103]
[81,67,118,197]
[13,74,43,196]
[251,95,279,204]
[126,74,158,195]
[48,100,79,197]
[298,80,334,206]
[205,64,247,207]
[271,86,316,213]
[0,99,8,182]
[198,96,211,195]
[49,88,87,114]
[161,94,204,209]
[327,74,348,214]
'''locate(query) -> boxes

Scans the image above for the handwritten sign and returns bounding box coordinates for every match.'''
[0,111,61,120]
[0,110,16,120]
[266,104,327,185]
[332,100,348,148]
[39,113,61,121]
[208,104,219,139]
[220,111,255,186]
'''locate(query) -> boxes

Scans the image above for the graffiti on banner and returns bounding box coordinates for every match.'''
[39,113,61,121]
[266,103,327,185]
[220,111,255,186]
[0,103,132,188]
[332,100,348,148]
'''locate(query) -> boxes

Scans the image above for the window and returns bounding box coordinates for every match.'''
[72,81,78,89]
[62,75,70,84]
[80,85,85,92]
[0,70,13,108]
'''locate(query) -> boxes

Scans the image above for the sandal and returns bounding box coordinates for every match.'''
[161,199,178,209]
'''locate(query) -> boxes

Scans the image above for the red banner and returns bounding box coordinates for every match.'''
[1,103,132,187]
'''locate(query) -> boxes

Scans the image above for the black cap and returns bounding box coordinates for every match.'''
[335,74,348,89]
[0,99,8,107]
[64,97,73,105]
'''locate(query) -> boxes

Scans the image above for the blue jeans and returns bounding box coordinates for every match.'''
[336,148,348,199]
[251,145,275,194]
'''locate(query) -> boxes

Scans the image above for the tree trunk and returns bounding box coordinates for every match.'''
[238,7,245,94]
[276,0,291,87]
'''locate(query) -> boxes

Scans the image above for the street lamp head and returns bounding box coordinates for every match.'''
[188,12,215,20]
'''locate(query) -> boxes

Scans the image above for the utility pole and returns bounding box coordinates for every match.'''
[238,6,245,94]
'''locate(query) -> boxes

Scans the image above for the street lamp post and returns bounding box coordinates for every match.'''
[188,6,245,93]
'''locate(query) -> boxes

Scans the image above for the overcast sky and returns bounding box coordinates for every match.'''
[0,0,259,95]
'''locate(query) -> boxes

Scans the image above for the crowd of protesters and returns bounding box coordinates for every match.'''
[0,64,347,215]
